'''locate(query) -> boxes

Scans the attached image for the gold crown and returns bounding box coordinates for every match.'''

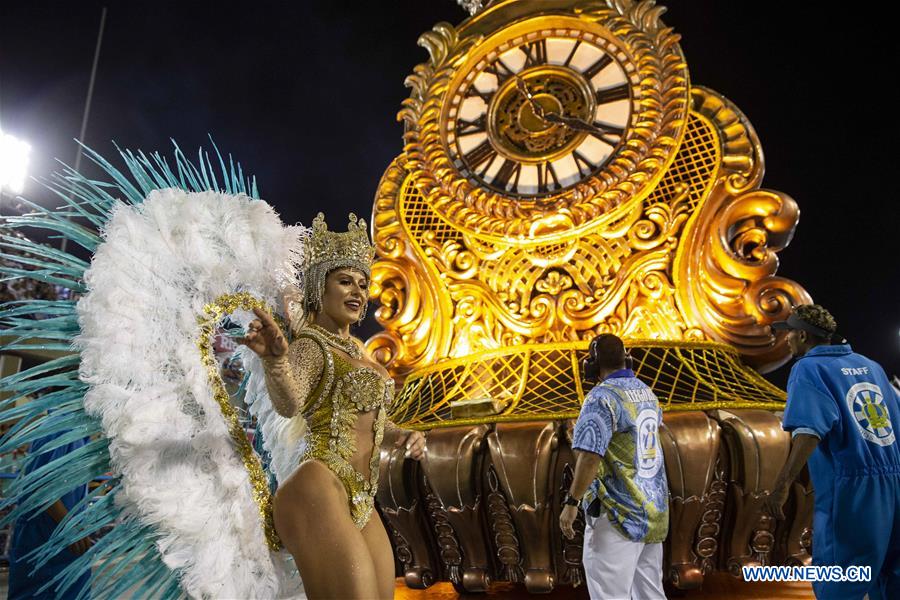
[303,212,375,314]
[308,212,375,270]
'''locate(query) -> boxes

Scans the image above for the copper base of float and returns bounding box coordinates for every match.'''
[378,409,813,594]
[378,410,813,594]
[378,343,813,594]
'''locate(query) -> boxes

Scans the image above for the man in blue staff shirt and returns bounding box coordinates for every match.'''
[765,304,900,600]
[7,428,93,599]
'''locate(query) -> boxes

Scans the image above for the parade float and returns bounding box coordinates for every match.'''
[368,0,814,592]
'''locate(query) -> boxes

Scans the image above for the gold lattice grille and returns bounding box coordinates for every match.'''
[648,113,719,210]
[390,341,785,429]
[400,179,459,247]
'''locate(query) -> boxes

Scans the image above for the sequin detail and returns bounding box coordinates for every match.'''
[301,352,394,528]
[200,293,280,550]
[261,335,330,417]
[262,327,394,528]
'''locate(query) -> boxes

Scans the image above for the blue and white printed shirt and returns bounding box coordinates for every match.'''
[572,369,669,543]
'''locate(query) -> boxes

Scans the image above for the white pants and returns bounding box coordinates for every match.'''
[582,513,666,600]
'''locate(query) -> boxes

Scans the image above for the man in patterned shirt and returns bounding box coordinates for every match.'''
[560,333,668,599]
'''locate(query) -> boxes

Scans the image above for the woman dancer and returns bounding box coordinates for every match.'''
[0,145,423,598]
[240,213,425,599]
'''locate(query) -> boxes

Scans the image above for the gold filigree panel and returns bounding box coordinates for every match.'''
[673,87,811,373]
[371,109,719,375]
[367,158,454,381]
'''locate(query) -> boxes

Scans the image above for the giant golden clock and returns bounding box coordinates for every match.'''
[445,29,635,198]
[371,0,811,425]
[405,4,690,242]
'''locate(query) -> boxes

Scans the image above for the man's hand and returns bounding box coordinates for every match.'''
[764,484,790,520]
[68,535,94,556]
[765,433,818,521]
[394,430,426,461]
[560,504,578,539]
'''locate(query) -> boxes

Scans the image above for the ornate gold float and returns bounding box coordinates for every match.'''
[370,0,812,592]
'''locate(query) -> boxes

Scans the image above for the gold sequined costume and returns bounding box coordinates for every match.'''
[262,324,394,528]
[261,213,390,528]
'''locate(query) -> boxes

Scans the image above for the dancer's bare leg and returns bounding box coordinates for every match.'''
[274,460,379,599]
[361,515,395,599]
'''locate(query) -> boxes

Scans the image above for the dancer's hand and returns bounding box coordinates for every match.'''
[237,307,288,358]
[395,430,426,461]
[560,505,578,539]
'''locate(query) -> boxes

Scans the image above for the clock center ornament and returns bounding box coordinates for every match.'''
[489,68,594,162]
[369,3,813,590]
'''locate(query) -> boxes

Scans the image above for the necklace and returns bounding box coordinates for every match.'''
[309,323,362,359]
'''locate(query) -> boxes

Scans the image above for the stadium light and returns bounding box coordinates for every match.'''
[0,130,31,195]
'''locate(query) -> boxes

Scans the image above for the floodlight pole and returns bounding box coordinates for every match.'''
[61,6,107,253]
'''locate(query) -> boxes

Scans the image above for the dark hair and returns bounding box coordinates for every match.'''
[583,333,627,381]
[590,334,626,368]
[794,304,837,344]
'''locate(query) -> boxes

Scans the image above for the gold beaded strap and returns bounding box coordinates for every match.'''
[197,291,280,550]
[307,323,363,359]
[294,331,336,418]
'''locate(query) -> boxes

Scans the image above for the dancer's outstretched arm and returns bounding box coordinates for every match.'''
[239,307,324,417]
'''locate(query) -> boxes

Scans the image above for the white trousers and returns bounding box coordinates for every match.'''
[582,513,666,600]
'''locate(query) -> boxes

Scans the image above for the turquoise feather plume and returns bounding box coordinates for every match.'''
[0,138,259,598]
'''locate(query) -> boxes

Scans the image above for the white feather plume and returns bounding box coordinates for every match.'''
[241,350,307,486]
[76,188,306,599]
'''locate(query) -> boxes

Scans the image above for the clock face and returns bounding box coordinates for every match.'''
[445,29,636,199]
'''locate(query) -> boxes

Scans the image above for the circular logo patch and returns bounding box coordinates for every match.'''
[635,408,662,478]
[846,382,895,446]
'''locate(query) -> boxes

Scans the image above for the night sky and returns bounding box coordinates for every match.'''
[1,1,898,388]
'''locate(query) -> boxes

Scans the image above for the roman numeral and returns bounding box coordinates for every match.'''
[537,162,560,194]
[562,40,582,68]
[522,39,548,68]
[492,159,522,190]
[464,140,497,173]
[457,114,487,137]
[468,87,495,104]
[595,83,630,105]
[582,54,613,80]
[572,150,596,177]
[589,122,625,145]
[484,59,516,87]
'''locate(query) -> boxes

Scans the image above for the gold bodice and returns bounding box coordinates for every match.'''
[302,344,393,528]
[262,326,394,528]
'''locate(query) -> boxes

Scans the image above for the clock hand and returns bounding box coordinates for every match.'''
[540,112,593,131]
[541,113,621,141]
[514,75,621,142]
[514,75,547,120]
